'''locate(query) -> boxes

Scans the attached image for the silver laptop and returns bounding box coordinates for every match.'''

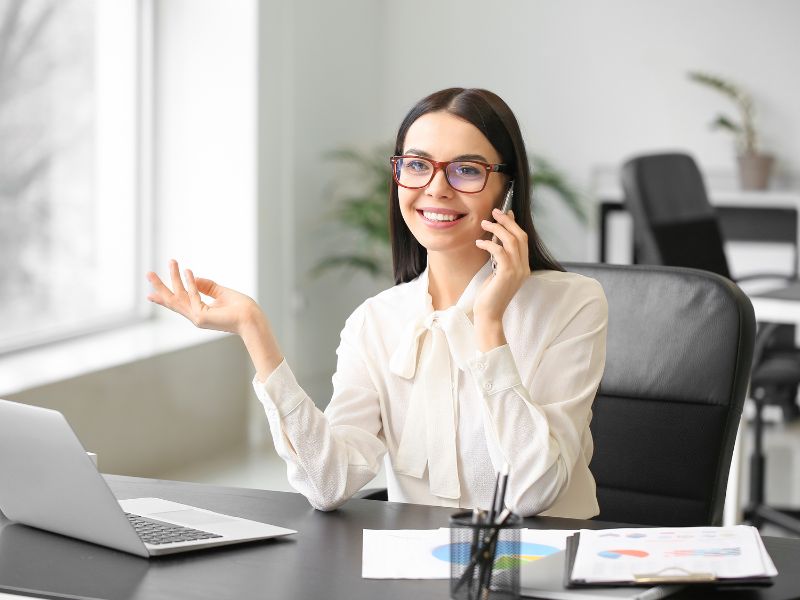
[0,399,296,557]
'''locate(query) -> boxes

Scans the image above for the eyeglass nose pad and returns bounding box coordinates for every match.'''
[426,165,452,193]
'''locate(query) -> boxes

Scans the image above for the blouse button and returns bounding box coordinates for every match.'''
[484,382,493,391]
[476,362,486,371]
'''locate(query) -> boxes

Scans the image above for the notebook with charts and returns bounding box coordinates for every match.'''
[0,399,296,557]
[565,526,777,588]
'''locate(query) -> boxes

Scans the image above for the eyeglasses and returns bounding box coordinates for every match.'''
[390,155,509,194]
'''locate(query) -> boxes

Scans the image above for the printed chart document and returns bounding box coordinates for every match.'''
[567,526,777,586]
[362,528,575,579]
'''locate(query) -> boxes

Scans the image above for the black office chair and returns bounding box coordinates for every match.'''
[568,263,754,526]
[361,263,754,526]
[621,152,800,533]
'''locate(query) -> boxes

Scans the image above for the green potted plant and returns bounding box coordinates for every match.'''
[688,71,774,190]
[313,146,587,279]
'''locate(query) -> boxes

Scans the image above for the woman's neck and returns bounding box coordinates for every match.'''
[427,249,488,310]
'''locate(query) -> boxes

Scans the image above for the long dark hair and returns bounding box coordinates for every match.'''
[389,87,563,284]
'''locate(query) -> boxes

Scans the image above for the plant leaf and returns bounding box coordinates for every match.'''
[530,154,588,224]
[687,71,743,102]
[710,114,741,133]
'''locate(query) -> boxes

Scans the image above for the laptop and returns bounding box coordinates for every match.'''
[0,399,296,557]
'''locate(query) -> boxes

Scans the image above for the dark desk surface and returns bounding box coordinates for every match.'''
[0,476,798,600]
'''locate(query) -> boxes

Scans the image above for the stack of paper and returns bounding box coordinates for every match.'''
[568,526,777,586]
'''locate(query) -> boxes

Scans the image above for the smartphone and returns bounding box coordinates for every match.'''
[491,183,514,272]
[497,182,514,215]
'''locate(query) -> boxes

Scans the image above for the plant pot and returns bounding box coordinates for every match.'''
[737,152,774,190]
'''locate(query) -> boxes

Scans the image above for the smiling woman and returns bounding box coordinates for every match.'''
[146,88,608,519]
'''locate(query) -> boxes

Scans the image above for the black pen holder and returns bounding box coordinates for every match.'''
[449,510,521,600]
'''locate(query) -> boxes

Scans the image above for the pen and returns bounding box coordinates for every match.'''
[487,468,502,526]
[467,508,483,596]
[493,462,510,522]
[477,468,503,598]
[479,464,509,600]
[478,509,514,600]
[453,508,514,597]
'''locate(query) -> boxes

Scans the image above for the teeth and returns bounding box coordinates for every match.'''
[422,211,459,222]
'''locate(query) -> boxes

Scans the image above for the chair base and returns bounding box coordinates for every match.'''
[744,504,800,536]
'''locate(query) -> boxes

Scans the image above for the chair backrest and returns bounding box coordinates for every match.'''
[621,152,732,279]
[565,262,755,526]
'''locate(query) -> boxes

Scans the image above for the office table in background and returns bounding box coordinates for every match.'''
[597,190,800,268]
[750,283,800,325]
[0,476,799,600]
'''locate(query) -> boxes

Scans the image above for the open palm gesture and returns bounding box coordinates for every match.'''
[147,260,256,335]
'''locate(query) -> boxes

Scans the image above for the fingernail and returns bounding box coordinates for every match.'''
[492,208,501,214]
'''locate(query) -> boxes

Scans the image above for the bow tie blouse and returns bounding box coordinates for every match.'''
[253,261,608,518]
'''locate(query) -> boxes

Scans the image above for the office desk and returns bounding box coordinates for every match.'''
[597,192,800,267]
[0,476,798,600]
[750,283,800,325]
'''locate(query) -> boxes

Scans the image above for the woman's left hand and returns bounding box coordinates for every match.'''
[473,208,531,350]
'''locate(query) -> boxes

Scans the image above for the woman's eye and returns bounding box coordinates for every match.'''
[454,163,482,178]
[406,160,431,173]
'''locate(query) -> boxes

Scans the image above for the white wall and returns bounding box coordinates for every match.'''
[271,0,800,406]
[155,0,256,292]
[8,336,251,476]
[257,1,390,406]
[377,0,800,259]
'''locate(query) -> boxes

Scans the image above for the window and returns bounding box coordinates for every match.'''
[0,0,146,353]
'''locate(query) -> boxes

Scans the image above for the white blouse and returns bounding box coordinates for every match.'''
[253,261,608,518]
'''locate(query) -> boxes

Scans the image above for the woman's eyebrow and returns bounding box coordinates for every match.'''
[453,153,489,162]
[402,149,490,162]
[403,148,433,158]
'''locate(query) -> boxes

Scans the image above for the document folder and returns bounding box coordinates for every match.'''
[564,527,777,589]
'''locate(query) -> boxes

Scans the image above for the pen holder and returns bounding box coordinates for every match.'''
[449,510,521,600]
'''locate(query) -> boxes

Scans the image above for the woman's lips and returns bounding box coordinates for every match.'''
[417,209,466,229]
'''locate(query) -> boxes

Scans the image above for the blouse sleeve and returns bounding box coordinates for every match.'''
[252,306,386,511]
[466,278,608,516]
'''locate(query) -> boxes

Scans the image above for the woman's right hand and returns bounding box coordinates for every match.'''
[146,259,258,336]
[148,259,284,380]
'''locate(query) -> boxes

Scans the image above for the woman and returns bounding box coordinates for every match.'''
[147,88,608,518]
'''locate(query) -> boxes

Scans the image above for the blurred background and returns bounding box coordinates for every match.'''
[1,0,799,532]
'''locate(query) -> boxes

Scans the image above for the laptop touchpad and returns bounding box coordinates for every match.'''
[150,509,238,526]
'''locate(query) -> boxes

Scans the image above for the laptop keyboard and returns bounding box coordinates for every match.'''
[125,513,223,545]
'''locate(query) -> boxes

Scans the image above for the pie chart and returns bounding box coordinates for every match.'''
[598,549,649,559]
[432,541,560,569]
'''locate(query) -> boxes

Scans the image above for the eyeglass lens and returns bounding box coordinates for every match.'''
[394,157,488,193]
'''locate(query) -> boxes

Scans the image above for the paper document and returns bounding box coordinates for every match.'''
[362,528,575,579]
[569,526,778,584]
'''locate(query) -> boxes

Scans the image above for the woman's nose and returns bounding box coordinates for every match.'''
[425,167,453,198]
